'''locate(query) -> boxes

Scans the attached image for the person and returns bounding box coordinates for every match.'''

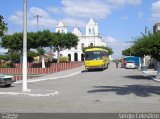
[116,59,119,68]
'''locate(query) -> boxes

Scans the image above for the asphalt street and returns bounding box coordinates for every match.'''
[0,62,160,113]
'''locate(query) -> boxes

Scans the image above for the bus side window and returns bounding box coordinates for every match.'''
[101,51,104,57]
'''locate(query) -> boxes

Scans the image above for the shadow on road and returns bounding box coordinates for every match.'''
[88,85,160,97]
[81,69,104,73]
[124,75,149,80]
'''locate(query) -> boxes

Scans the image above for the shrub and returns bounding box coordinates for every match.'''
[59,56,69,63]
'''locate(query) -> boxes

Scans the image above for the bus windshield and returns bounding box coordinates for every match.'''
[85,51,102,60]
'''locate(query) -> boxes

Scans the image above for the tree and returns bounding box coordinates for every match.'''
[0,30,51,65]
[83,46,114,55]
[122,48,131,56]
[33,30,52,68]
[50,32,79,63]
[122,32,160,79]
[0,15,7,38]
[1,32,23,63]
[147,32,160,79]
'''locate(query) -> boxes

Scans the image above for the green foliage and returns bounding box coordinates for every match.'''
[82,46,113,55]
[0,30,79,63]
[122,48,131,56]
[8,52,20,63]
[122,32,160,60]
[1,32,23,52]
[37,48,46,56]
[0,62,14,68]
[27,51,39,63]
[0,55,9,61]
[59,56,69,63]
[0,15,7,38]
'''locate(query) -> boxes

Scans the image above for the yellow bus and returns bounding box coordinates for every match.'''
[84,48,109,70]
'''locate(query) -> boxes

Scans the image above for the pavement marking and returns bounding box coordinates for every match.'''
[0,90,59,97]
[15,71,81,84]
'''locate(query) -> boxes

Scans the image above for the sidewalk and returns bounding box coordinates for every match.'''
[142,68,160,82]
[15,65,85,84]
[0,66,85,97]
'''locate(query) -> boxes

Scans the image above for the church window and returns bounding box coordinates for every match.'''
[89,28,91,34]
[90,43,93,47]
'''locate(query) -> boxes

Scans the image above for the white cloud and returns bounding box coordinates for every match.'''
[63,18,86,28]
[62,0,111,19]
[47,7,62,14]
[151,0,160,21]
[9,11,23,25]
[60,0,142,19]
[29,7,49,18]
[104,36,129,58]
[9,7,57,30]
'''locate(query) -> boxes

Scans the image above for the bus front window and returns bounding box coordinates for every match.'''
[85,51,102,60]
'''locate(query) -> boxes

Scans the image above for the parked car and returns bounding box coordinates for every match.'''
[125,61,136,69]
[0,74,16,87]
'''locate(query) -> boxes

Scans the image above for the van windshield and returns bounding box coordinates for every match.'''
[85,51,102,60]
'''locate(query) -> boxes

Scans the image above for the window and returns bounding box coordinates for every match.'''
[90,43,93,47]
[81,43,84,49]
[89,28,91,34]
[85,51,102,60]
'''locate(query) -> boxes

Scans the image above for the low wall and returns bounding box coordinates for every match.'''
[0,62,82,80]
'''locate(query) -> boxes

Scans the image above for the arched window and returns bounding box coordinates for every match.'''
[90,43,93,47]
[68,54,71,61]
[74,53,78,61]
[89,28,91,34]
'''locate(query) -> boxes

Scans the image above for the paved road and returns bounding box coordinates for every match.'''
[0,62,160,113]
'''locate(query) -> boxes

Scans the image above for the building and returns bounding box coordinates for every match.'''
[54,18,107,61]
[153,23,160,33]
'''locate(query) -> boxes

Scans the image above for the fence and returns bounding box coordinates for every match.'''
[0,62,82,80]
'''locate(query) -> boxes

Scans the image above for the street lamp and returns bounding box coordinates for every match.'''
[34,15,42,31]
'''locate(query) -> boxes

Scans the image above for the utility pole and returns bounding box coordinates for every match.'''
[22,0,28,92]
[34,15,42,30]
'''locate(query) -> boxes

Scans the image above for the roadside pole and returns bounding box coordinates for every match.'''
[23,0,28,92]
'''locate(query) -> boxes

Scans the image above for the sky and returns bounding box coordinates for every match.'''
[0,0,160,58]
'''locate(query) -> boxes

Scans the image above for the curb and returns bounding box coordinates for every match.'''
[15,71,81,84]
[142,71,160,83]
[0,90,59,97]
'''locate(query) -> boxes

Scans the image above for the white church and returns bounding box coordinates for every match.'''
[55,18,107,61]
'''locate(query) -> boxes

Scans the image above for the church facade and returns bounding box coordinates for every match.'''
[55,18,107,61]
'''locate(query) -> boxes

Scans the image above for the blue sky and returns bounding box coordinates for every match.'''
[0,0,160,58]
